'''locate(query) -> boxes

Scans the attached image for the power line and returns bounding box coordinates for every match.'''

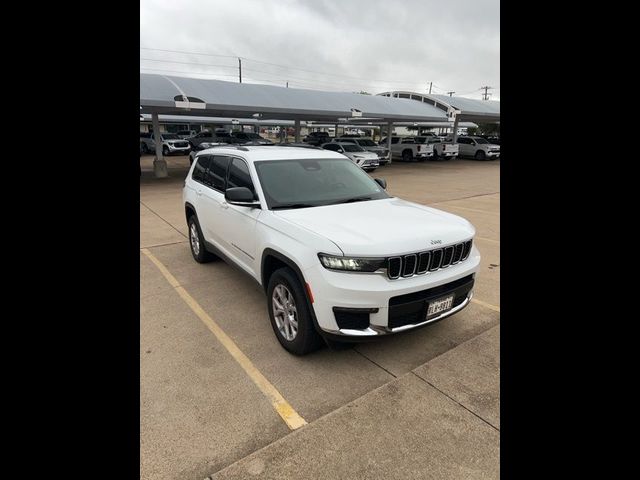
[140,47,237,58]
[140,46,426,85]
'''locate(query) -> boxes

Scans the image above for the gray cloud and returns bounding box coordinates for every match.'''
[140,0,499,100]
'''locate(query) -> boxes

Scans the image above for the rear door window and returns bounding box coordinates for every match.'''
[192,155,211,183]
[207,155,230,192]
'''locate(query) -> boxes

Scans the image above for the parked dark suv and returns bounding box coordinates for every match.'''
[303,131,331,146]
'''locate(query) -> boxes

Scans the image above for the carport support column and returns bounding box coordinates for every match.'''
[151,113,168,178]
[451,116,460,143]
[294,119,301,142]
[387,122,393,164]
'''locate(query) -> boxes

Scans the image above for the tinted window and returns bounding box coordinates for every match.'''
[357,139,376,146]
[254,158,389,209]
[323,144,340,151]
[192,156,211,183]
[342,144,364,152]
[207,155,230,191]
[161,133,180,140]
[227,158,255,196]
[474,137,489,144]
[340,138,356,143]
[391,138,400,144]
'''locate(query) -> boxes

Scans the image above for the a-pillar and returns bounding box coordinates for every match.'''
[294,119,301,142]
[451,116,460,143]
[387,122,393,164]
[152,112,167,178]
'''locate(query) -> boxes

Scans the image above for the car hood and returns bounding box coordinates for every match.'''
[346,151,379,159]
[274,197,474,256]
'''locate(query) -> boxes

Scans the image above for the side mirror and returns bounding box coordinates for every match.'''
[374,178,387,189]
[225,187,261,208]
[338,149,344,153]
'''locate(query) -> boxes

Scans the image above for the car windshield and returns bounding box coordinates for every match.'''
[474,137,490,144]
[254,158,389,209]
[161,134,180,140]
[341,144,364,152]
[357,139,377,146]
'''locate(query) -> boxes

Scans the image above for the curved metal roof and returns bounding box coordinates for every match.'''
[140,74,448,123]
[377,91,500,122]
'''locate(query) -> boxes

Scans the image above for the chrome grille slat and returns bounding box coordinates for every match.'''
[402,254,417,277]
[441,246,454,268]
[386,240,473,279]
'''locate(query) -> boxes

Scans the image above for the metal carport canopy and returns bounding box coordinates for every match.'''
[429,94,500,122]
[140,73,448,123]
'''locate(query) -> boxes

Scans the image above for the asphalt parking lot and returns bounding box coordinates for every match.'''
[140,153,500,480]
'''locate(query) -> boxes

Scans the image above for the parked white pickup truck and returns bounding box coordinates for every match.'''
[414,136,459,160]
[379,136,434,162]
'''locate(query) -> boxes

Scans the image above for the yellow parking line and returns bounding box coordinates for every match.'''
[141,248,307,431]
[471,298,501,313]
[475,236,500,244]
[437,204,500,216]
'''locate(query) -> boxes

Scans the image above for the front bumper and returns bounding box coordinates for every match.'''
[167,145,191,154]
[487,151,500,158]
[303,246,481,337]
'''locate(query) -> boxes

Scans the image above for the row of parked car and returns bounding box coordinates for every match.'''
[303,131,501,164]
[140,129,274,156]
[140,128,499,175]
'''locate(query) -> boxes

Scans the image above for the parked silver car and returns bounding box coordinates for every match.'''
[140,133,191,156]
[335,137,390,165]
[321,142,379,171]
[452,136,500,160]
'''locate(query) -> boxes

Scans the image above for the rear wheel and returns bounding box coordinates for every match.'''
[475,150,486,160]
[402,150,413,162]
[187,215,216,263]
[267,268,322,355]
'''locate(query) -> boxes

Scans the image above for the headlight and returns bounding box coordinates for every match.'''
[318,253,386,272]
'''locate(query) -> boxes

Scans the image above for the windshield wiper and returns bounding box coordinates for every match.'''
[330,196,373,205]
[271,203,316,210]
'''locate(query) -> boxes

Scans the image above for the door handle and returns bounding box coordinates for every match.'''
[221,202,229,209]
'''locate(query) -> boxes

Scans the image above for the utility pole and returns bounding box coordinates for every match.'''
[238,58,242,83]
[428,82,432,94]
[481,85,492,100]
[447,91,455,97]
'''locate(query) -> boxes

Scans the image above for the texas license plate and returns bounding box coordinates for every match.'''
[427,295,454,318]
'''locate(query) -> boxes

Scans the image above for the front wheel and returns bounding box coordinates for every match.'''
[267,268,322,355]
[162,146,170,156]
[188,216,216,263]
[475,150,486,160]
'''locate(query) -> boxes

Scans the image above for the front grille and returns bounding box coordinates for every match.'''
[387,240,472,279]
[174,141,189,148]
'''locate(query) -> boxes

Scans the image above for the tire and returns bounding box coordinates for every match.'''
[475,150,486,160]
[187,215,216,263]
[142,143,149,154]
[267,267,323,355]
[402,150,413,162]
[163,146,170,156]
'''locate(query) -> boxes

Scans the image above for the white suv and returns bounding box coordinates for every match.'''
[183,146,481,355]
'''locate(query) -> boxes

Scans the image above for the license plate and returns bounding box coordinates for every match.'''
[427,295,454,318]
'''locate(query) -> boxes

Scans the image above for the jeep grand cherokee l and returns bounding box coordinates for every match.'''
[183,146,480,355]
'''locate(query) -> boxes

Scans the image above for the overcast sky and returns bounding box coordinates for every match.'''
[140,0,499,101]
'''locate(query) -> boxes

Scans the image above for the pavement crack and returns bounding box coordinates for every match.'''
[431,191,500,204]
[140,200,188,239]
[410,371,499,432]
[140,240,188,249]
[352,348,397,379]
